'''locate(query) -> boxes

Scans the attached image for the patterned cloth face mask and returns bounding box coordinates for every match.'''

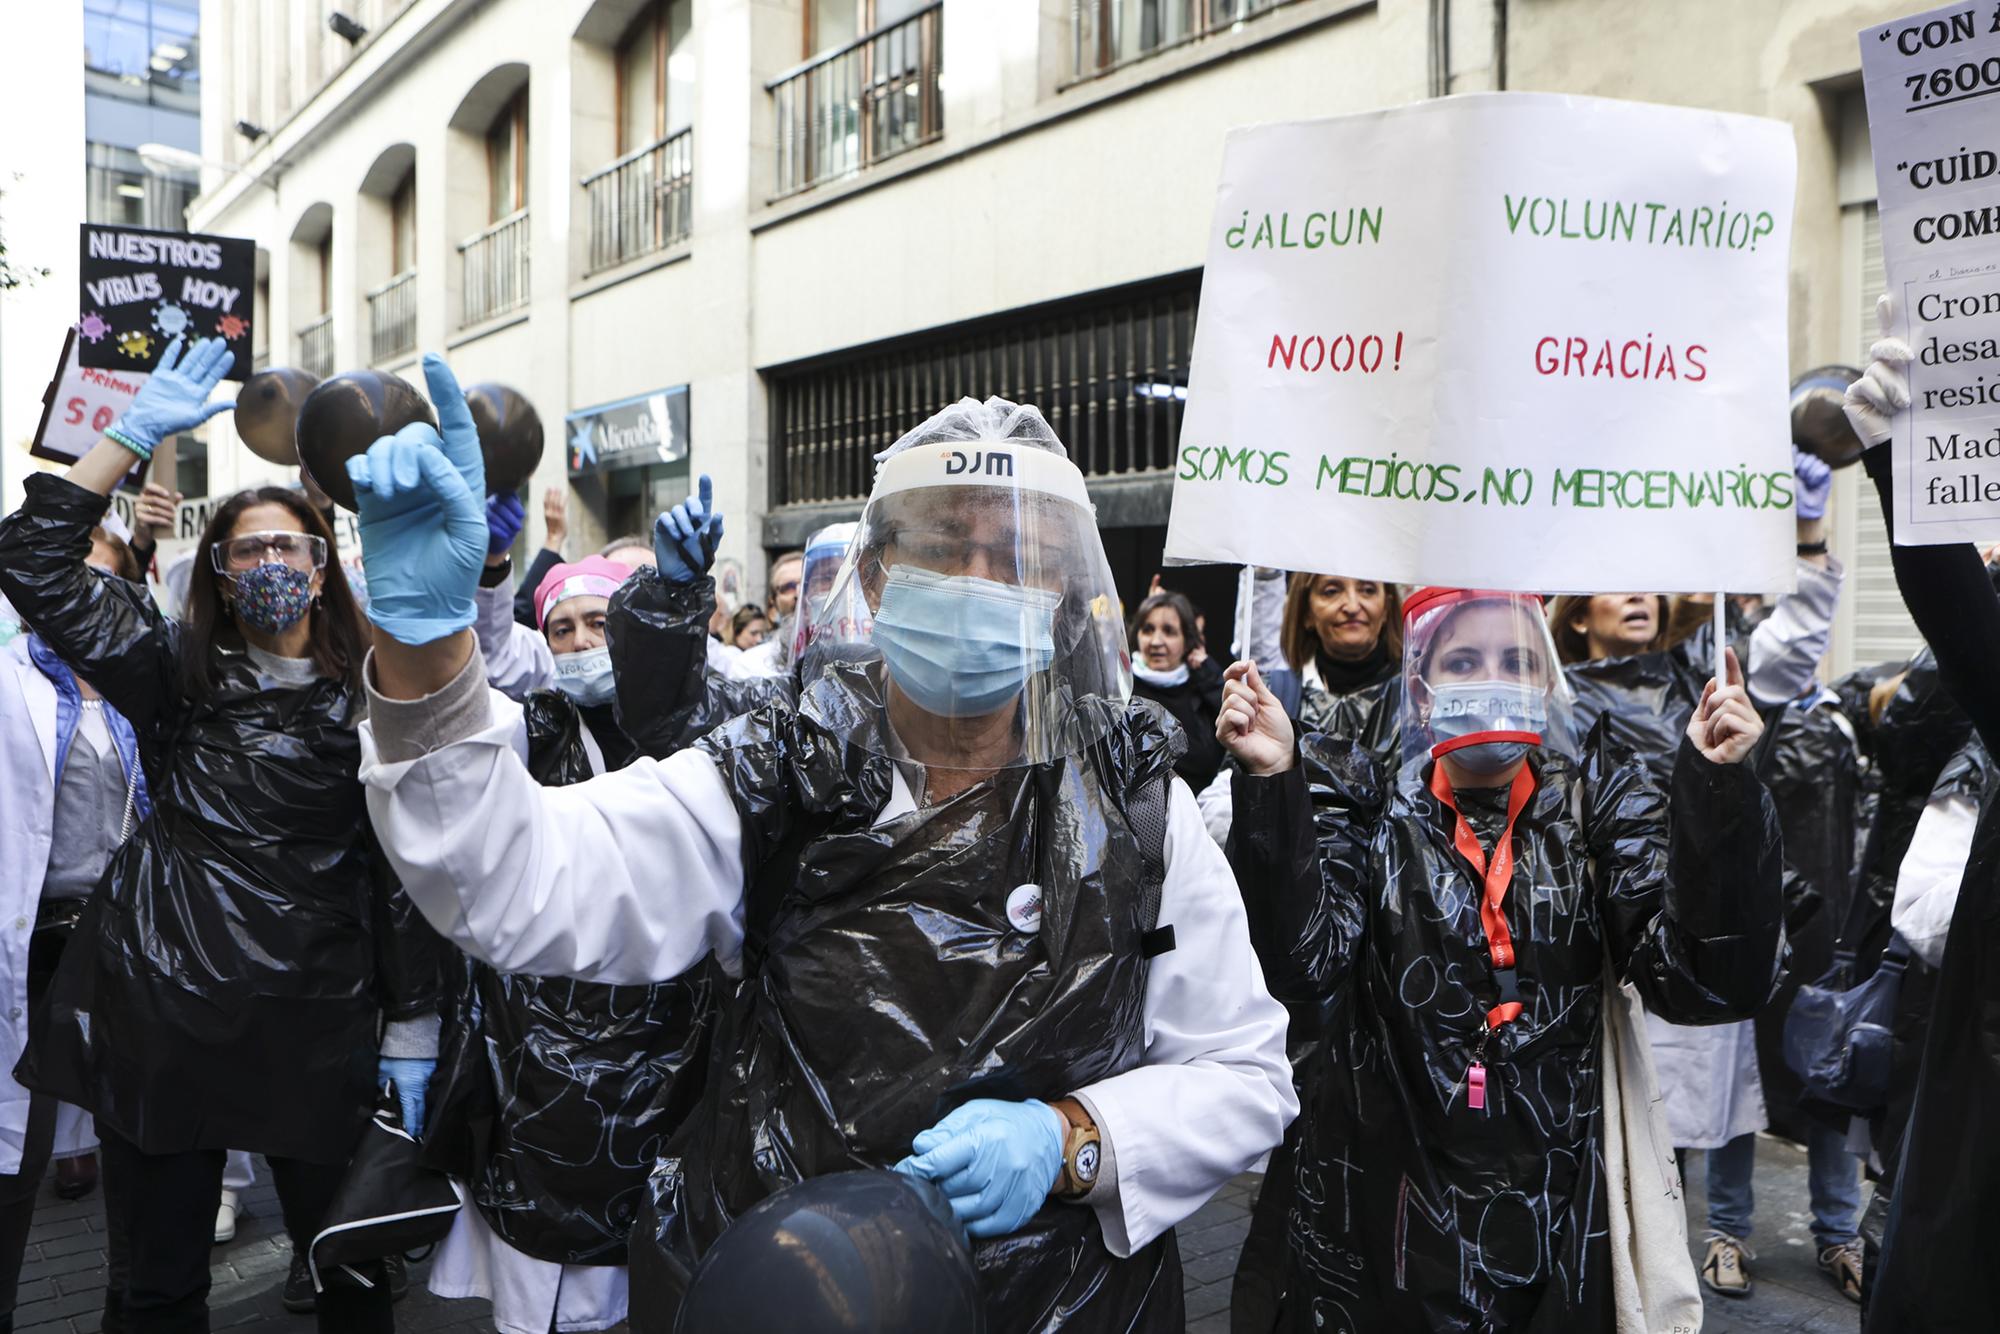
[230,562,317,634]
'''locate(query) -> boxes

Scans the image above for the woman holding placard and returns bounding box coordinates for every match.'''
[1218,586,1784,1331]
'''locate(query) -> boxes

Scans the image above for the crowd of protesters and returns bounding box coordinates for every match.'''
[0,312,1985,1334]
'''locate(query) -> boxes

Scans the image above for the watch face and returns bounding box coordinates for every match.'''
[1074,1139,1100,1184]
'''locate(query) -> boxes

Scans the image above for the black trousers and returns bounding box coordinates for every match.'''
[96,1131,392,1334]
[0,906,89,1331]
[0,1089,59,1331]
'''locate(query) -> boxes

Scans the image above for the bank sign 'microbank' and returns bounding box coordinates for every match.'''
[564,385,690,475]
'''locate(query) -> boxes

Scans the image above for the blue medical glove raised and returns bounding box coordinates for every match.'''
[348,354,489,644]
[651,473,724,584]
[486,491,526,556]
[892,1098,1065,1238]
[377,1057,436,1139]
[1792,445,1833,522]
[105,336,235,459]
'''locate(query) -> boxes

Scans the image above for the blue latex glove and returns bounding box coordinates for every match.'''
[892,1098,1065,1238]
[378,1057,436,1139]
[1792,446,1833,522]
[347,354,489,644]
[486,491,526,557]
[106,336,234,459]
[651,474,724,584]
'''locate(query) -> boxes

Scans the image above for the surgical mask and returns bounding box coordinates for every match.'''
[1426,679,1547,769]
[871,565,1060,718]
[230,563,316,635]
[553,645,617,707]
[1132,662,1190,689]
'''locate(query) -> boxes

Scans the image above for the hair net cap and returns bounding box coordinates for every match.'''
[875,396,1069,464]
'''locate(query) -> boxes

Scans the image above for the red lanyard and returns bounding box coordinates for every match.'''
[1427,761,1536,1031]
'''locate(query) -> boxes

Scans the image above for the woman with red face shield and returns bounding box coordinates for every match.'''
[1219,586,1785,1333]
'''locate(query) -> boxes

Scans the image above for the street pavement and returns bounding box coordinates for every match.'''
[13,1134,1856,1332]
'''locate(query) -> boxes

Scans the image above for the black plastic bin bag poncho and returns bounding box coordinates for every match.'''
[1228,585,1785,1333]
[0,473,443,1161]
[1752,700,1863,1138]
[425,578,723,1263]
[641,677,1184,1332]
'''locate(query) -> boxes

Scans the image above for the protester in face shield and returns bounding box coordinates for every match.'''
[1221,586,1784,1333]
[1128,591,1226,793]
[0,337,444,1334]
[424,509,721,1334]
[354,387,1295,1334]
[1837,304,2000,1329]
[0,526,149,1329]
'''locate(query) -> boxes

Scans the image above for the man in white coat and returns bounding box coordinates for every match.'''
[348,369,1295,1332]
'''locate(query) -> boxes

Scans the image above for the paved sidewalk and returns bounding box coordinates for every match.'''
[14,1137,1855,1332]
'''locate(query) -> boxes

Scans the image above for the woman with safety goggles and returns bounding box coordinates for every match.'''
[1217,586,1784,1332]
[0,336,443,1334]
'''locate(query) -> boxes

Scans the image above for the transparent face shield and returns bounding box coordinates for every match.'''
[789,521,866,668]
[1399,588,1578,778]
[797,423,1131,769]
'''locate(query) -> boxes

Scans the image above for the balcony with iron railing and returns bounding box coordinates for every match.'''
[459,209,530,326]
[297,313,335,378]
[367,270,418,363]
[1068,0,1303,82]
[583,128,694,274]
[769,2,942,200]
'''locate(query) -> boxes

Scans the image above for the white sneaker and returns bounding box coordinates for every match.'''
[214,1188,240,1245]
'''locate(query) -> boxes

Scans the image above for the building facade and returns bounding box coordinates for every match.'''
[186,0,1918,672]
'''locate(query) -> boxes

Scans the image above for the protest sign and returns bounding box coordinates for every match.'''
[76,223,255,381]
[1162,93,1799,594]
[1859,3,2000,545]
[31,329,144,481]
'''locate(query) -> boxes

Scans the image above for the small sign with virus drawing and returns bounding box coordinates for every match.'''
[75,223,256,381]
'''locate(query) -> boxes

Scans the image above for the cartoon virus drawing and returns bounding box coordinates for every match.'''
[116,330,154,361]
[151,300,191,339]
[215,313,249,341]
[76,311,112,344]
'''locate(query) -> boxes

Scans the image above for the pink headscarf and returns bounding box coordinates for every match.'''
[534,555,632,629]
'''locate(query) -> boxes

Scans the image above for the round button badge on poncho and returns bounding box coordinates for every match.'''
[1006,884,1043,933]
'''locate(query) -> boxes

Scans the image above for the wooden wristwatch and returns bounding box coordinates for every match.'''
[1049,1097,1101,1199]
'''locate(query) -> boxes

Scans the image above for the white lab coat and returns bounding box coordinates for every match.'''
[1892,792,1979,968]
[474,583,554,702]
[722,635,785,681]
[0,643,104,1174]
[361,671,1296,1263]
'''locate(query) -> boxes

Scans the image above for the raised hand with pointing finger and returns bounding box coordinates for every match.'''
[1687,646,1763,766]
[347,353,489,645]
[652,474,725,585]
[1217,659,1295,777]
